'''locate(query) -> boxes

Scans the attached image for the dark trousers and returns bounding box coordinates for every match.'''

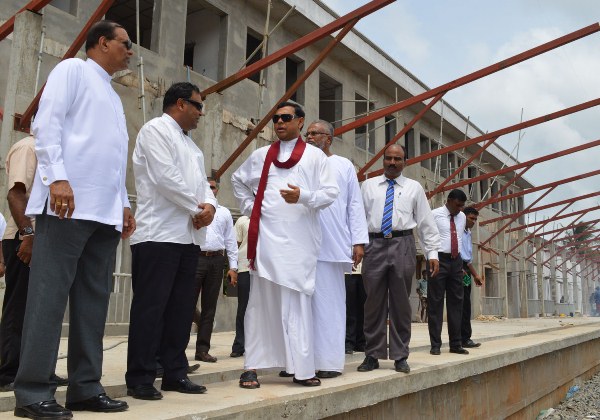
[231,271,250,354]
[0,237,29,385]
[345,273,366,351]
[14,214,120,407]
[362,236,416,360]
[427,255,464,348]
[193,254,225,354]
[461,284,472,343]
[126,242,199,387]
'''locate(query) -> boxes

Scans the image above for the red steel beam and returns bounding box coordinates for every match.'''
[507,206,600,233]
[543,236,600,266]
[214,20,357,179]
[556,241,600,270]
[426,137,497,199]
[337,23,600,137]
[364,97,600,180]
[480,168,600,209]
[13,0,117,132]
[506,203,576,254]
[527,223,600,262]
[0,0,53,42]
[357,92,446,180]
[201,0,395,97]
[478,186,556,248]
[483,190,600,226]
[424,137,600,195]
[534,218,600,238]
[477,166,531,209]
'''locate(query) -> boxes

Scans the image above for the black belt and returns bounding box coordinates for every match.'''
[199,250,225,257]
[438,252,461,260]
[369,230,413,239]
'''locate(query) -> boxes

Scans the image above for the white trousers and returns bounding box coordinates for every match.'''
[312,261,347,372]
[244,275,315,380]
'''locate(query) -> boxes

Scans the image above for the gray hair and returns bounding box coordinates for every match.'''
[309,119,334,137]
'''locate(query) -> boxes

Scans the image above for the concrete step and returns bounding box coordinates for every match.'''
[0,317,598,419]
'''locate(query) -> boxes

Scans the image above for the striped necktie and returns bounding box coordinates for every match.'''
[381,179,395,236]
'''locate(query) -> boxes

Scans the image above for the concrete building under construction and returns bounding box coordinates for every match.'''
[0,0,598,338]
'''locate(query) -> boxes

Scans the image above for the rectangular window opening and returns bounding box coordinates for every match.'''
[106,0,154,50]
[319,72,342,129]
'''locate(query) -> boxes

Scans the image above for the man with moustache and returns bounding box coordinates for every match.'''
[14,20,135,419]
[305,120,368,378]
[125,82,216,400]
[359,144,440,374]
[232,102,338,389]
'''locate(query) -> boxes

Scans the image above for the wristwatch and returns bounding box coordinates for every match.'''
[20,226,34,236]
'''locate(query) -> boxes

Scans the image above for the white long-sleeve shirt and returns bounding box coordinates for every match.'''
[130,113,217,246]
[361,174,440,260]
[231,138,339,294]
[203,205,238,269]
[318,155,369,266]
[28,58,130,230]
[432,205,466,254]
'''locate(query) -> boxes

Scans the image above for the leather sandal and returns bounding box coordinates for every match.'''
[239,370,260,389]
[293,376,321,387]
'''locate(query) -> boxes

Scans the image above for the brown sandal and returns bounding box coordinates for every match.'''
[239,370,260,389]
[293,376,321,387]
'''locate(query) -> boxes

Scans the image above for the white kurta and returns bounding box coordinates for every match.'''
[231,138,339,378]
[231,138,339,295]
[313,155,369,372]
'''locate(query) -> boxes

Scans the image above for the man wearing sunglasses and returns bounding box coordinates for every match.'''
[125,82,216,400]
[13,20,134,419]
[305,120,369,379]
[232,102,339,389]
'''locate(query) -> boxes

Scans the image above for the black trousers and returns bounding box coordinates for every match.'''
[427,255,464,348]
[193,254,226,354]
[0,237,29,385]
[345,273,366,351]
[231,271,250,354]
[461,284,472,343]
[126,242,199,387]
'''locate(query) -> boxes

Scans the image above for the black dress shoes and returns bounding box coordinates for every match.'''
[230,351,244,358]
[195,352,217,363]
[127,384,163,400]
[463,339,481,348]
[357,356,379,372]
[14,400,72,419]
[394,359,410,373]
[345,348,354,355]
[65,393,128,412]
[449,346,469,355]
[430,347,441,355]
[161,377,207,394]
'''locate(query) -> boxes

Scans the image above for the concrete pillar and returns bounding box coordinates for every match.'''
[549,242,557,311]
[535,238,544,316]
[561,250,569,304]
[0,10,43,207]
[573,259,580,313]
[498,230,509,317]
[581,263,589,315]
[150,0,188,66]
[518,236,528,318]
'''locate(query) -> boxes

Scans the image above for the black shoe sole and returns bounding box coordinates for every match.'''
[161,385,207,394]
[14,407,73,419]
[65,404,128,413]
[357,363,379,372]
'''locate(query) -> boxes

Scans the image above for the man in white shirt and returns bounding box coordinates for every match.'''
[126,82,216,400]
[429,189,468,355]
[230,215,250,358]
[359,144,440,374]
[305,120,369,378]
[193,177,238,363]
[460,206,483,348]
[232,102,338,389]
[14,21,134,419]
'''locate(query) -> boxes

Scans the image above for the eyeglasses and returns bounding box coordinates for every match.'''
[182,98,204,112]
[272,114,296,123]
[304,131,329,137]
[118,39,133,50]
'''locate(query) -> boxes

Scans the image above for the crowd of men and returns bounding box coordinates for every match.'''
[0,21,490,419]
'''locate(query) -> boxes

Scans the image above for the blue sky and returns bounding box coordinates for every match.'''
[324,0,600,237]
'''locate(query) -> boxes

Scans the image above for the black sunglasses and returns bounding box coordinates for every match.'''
[272,114,296,123]
[305,131,329,137]
[118,39,133,50]
[182,98,204,112]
